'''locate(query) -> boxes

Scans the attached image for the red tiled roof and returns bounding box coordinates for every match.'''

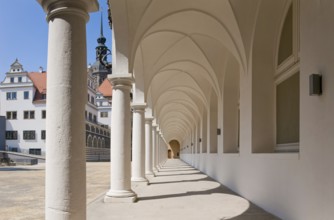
[28,72,47,102]
[27,72,113,100]
[97,78,113,97]
[28,72,47,94]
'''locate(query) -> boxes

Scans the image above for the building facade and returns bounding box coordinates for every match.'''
[0,28,113,156]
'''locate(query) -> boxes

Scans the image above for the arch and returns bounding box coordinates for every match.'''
[168,140,180,159]
[102,138,105,148]
[251,0,296,153]
[98,138,102,148]
[208,90,218,154]
[93,137,98,148]
[222,56,240,153]
[87,135,92,148]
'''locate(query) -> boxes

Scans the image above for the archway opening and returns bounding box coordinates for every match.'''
[168,140,180,159]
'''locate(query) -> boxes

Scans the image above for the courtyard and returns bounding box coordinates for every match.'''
[0,160,279,220]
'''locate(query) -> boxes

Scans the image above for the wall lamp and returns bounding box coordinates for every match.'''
[309,74,322,95]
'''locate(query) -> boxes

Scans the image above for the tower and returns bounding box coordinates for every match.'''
[91,13,111,86]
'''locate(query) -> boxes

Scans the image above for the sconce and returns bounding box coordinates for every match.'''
[199,138,202,143]
[217,128,221,135]
[309,74,322,95]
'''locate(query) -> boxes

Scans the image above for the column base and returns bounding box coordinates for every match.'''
[131,177,149,186]
[145,171,155,176]
[104,190,137,203]
[145,172,156,178]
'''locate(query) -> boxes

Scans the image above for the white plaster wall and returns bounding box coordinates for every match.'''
[0,85,46,154]
[182,2,334,219]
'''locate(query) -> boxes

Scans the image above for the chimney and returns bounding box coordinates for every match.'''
[39,66,43,73]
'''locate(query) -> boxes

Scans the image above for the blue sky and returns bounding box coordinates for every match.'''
[0,0,111,79]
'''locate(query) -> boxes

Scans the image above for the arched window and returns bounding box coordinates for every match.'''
[101,138,105,148]
[87,135,92,147]
[93,137,98,148]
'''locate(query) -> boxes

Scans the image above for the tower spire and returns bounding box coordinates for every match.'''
[100,11,104,37]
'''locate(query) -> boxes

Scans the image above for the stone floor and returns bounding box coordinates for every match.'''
[88,159,280,220]
[0,159,280,220]
[0,162,110,220]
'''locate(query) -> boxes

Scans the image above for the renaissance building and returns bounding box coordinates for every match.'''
[32,0,334,220]
[0,25,112,158]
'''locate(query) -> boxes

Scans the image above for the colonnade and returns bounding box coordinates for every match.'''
[38,0,168,219]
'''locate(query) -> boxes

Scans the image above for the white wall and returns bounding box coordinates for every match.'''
[0,84,46,154]
[182,2,334,219]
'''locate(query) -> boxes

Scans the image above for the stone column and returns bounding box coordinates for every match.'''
[131,103,148,184]
[156,128,161,170]
[145,117,154,176]
[38,1,98,219]
[152,124,158,173]
[105,75,137,203]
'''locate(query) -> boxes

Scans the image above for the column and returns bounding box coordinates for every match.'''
[152,124,158,173]
[131,103,148,184]
[105,75,137,203]
[145,117,154,176]
[156,128,161,170]
[38,1,98,219]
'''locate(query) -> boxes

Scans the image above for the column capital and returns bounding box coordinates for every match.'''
[145,117,154,122]
[110,74,134,90]
[38,0,98,21]
[131,103,147,111]
[152,124,158,128]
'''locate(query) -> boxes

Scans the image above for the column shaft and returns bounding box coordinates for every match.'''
[45,6,89,220]
[131,104,148,183]
[152,125,157,172]
[105,76,136,202]
[145,118,154,175]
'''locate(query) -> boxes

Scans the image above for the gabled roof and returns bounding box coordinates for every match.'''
[28,72,47,102]
[97,78,113,97]
[26,71,112,102]
[28,72,47,94]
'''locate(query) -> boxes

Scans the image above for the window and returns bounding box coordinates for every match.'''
[93,115,97,123]
[42,110,46,119]
[89,113,92,121]
[6,92,17,100]
[18,77,22,83]
[41,94,46,99]
[23,130,36,140]
[85,111,87,119]
[87,94,90,102]
[24,91,29,100]
[41,130,46,140]
[276,72,300,151]
[100,112,108,118]
[6,111,17,120]
[29,149,41,155]
[10,77,14,83]
[24,111,35,119]
[91,96,95,104]
[6,131,18,140]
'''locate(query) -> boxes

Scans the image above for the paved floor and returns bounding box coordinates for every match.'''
[88,159,280,220]
[0,159,280,220]
[0,162,110,220]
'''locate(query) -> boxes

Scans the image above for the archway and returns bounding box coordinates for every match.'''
[168,140,180,159]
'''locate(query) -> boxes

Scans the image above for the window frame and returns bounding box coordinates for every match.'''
[23,130,36,140]
[5,131,18,140]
